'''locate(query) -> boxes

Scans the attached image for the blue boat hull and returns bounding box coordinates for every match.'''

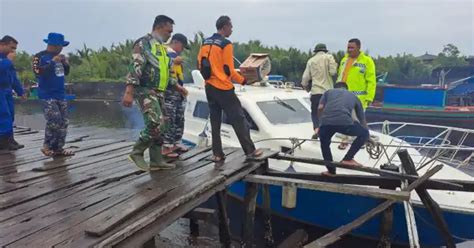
[184,141,473,246]
[228,181,474,247]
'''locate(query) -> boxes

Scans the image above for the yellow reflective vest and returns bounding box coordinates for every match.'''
[337,51,376,108]
[150,41,171,91]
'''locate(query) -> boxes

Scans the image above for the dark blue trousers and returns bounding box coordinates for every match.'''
[319,122,369,174]
[0,89,14,138]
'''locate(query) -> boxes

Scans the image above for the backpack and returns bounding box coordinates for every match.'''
[200,41,214,80]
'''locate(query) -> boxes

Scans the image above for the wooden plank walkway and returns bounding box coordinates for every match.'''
[0,128,276,248]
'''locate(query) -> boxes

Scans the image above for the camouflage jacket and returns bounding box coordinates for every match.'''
[125,33,176,90]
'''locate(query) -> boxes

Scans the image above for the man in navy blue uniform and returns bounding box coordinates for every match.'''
[0,35,25,150]
[32,33,74,157]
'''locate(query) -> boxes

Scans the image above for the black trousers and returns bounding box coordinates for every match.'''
[205,84,256,157]
[310,94,323,130]
[319,122,369,174]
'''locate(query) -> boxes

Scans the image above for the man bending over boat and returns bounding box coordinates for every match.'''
[318,82,369,176]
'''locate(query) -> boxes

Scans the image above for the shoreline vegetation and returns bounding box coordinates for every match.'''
[12,33,468,87]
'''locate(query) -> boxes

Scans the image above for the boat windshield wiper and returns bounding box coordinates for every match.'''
[273,96,296,112]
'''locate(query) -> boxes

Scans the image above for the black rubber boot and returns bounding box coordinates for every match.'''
[9,135,24,150]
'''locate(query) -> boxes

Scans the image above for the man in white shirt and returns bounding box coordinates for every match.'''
[301,43,337,139]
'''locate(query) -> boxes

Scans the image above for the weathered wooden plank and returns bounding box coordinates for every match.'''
[5,147,131,184]
[1,167,144,247]
[244,175,410,202]
[0,162,139,222]
[245,149,279,161]
[0,156,132,210]
[398,150,455,248]
[91,174,227,248]
[111,172,227,248]
[1,147,212,222]
[11,148,221,247]
[71,151,252,248]
[266,171,474,192]
[50,150,260,248]
[178,146,212,161]
[277,229,308,248]
[304,164,443,248]
[305,200,395,248]
[84,152,224,237]
[275,153,463,190]
[183,208,217,223]
[0,139,122,174]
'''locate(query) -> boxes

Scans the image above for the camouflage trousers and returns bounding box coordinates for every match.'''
[42,99,68,151]
[135,88,168,145]
[163,88,186,145]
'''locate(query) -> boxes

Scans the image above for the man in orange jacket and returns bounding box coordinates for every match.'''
[197,15,262,162]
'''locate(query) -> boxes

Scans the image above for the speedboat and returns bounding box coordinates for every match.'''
[181,70,474,246]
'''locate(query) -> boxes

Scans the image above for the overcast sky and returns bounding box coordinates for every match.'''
[1,0,472,57]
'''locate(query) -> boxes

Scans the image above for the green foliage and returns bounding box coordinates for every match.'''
[375,54,433,84]
[9,38,469,86]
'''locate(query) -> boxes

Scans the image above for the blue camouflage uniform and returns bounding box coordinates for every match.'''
[32,51,70,152]
[163,48,186,146]
[0,52,23,139]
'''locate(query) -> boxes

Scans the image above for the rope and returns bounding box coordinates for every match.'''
[366,140,384,160]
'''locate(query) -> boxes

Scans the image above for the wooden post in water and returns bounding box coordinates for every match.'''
[242,181,259,247]
[397,150,455,248]
[262,183,275,247]
[216,190,232,248]
[189,218,199,237]
[261,159,275,247]
[378,165,398,248]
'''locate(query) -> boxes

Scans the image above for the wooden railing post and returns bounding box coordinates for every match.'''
[398,150,455,248]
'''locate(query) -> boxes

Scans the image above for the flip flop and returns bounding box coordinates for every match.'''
[321,171,336,177]
[53,149,75,157]
[246,148,264,161]
[41,147,55,157]
[209,155,225,162]
[174,144,189,152]
[164,152,179,158]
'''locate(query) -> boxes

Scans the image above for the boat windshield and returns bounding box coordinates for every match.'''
[257,98,312,125]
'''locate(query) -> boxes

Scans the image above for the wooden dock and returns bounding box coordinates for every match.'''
[2,127,473,248]
[0,127,276,247]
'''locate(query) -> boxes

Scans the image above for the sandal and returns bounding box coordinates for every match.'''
[53,149,75,157]
[246,148,264,160]
[162,146,179,158]
[163,152,179,158]
[41,147,55,157]
[321,171,336,177]
[209,155,225,162]
[174,144,189,152]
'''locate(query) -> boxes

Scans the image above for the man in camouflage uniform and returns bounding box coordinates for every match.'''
[162,33,190,158]
[122,15,188,171]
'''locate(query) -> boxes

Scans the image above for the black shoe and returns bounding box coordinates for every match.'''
[0,136,8,150]
[9,135,24,149]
